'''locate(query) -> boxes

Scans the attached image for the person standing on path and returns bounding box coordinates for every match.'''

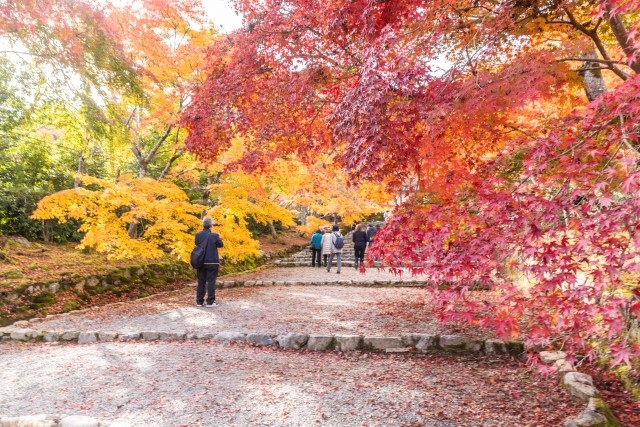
[352,224,368,269]
[310,229,323,267]
[324,224,343,274]
[195,217,224,307]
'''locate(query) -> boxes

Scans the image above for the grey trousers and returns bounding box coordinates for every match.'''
[327,252,342,272]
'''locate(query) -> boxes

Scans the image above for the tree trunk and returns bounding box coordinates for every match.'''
[138,161,147,178]
[605,6,640,74]
[74,151,85,189]
[268,221,278,239]
[299,205,308,225]
[41,219,50,243]
[579,49,606,101]
[127,221,138,238]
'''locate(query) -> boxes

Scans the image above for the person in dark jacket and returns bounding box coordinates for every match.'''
[352,223,368,269]
[366,224,377,247]
[310,229,323,267]
[195,217,224,307]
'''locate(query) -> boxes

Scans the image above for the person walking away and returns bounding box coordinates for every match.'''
[195,217,224,307]
[310,229,323,267]
[352,224,368,269]
[366,223,377,247]
[326,224,343,274]
[320,227,332,267]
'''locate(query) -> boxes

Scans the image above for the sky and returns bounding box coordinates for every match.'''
[204,0,243,32]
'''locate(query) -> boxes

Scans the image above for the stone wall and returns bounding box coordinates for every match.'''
[0,262,193,326]
[0,244,304,327]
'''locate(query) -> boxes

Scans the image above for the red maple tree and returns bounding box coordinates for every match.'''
[183,0,640,370]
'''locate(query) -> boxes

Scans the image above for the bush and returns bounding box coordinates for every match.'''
[0,187,82,242]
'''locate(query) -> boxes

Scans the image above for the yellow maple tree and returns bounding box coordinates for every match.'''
[297,216,333,237]
[31,174,203,261]
[265,157,394,226]
[206,170,296,262]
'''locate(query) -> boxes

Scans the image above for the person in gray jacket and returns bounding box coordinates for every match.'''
[322,224,343,274]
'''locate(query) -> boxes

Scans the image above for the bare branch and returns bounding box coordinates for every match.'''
[158,149,184,179]
[563,8,629,81]
[604,5,640,74]
[557,57,628,66]
[143,124,173,165]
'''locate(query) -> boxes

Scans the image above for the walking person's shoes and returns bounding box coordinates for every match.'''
[195,303,204,307]
[205,302,218,308]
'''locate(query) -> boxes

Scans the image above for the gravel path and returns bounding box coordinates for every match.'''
[0,341,581,426]
[28,285,492,338]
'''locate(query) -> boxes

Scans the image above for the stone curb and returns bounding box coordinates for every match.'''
[539,351,620,427]
[0,414,129,427]
[0,325,525,357]
[213,279,427,288]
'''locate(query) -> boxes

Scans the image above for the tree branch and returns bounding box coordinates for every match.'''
[557,57,628,66]
[143,124,173,165]
[158,149,183,179]
[158,125,183,179]
[604,5,640,74]
[0,50,50,57]
[563,8,629,81]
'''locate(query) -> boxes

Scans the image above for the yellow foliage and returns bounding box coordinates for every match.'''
[211,171,295,227]
[32,174,204,262]
[297,216,332,237]
[264,157,394,224]
[206,170,296,261]
[207,206,261,263]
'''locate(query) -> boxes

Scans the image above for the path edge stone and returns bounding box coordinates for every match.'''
[1,325,523,358]
[537,351,621,427]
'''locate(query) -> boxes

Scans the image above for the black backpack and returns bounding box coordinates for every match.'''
[332,233,345,249]
[190,234,210,269]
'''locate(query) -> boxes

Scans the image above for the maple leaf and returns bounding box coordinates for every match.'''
[609,344,632,368]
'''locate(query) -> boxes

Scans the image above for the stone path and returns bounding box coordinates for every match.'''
[26,285,461,337]
[223,266,421,283]
[0,263,589,426]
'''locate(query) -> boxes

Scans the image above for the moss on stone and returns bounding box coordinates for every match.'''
[505,341,525,357]
[62,299,81,312]
[14,283,31,295]
[590,398,621,427]
[87,284,109,296]
[30,291,56,309]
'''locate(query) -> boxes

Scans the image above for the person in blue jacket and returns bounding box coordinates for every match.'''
[310,229,323,267]
[195,217,224,307]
